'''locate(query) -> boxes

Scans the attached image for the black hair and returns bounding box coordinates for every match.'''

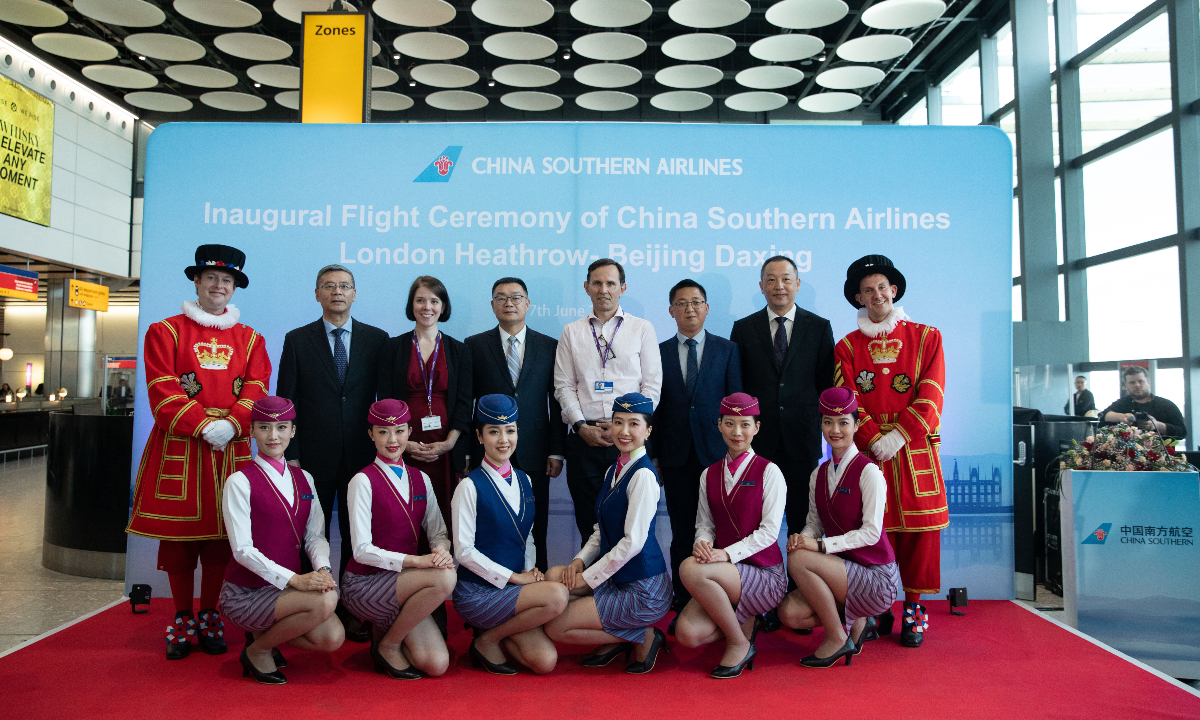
[720,414,760,423]
[759,254,798,281]
[406,276,451,322]
[491,277,528,295]
[669,278,707,304]
[587,258,625,285]
[612,410,653,427]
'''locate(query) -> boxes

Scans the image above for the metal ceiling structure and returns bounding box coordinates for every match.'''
[0,0,1007,125]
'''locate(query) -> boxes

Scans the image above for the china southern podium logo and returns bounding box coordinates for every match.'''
[1082,523,1112,545]
[414,146,463,182]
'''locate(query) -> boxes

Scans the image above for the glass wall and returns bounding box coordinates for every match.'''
[933,0,1198,438]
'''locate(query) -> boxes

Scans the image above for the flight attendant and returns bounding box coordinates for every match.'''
[777,387,900,668]
[340,399,457,679]
[545,393,672,674]
[451,394,569,675]
[220,396,344,685]
[674,393,786,679]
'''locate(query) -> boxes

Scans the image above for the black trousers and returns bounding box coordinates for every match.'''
[770,451,817,592]
[659,444,705,608]
[564,432,619,546]
[303,454,354,579]
[524,468,551,571]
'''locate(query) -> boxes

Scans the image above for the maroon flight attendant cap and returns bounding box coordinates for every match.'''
[720,392,761,416]
[249,396,295,422]
[819,387,858,417]
[369,399,411,426]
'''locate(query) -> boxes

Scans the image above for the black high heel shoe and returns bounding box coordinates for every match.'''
[581,642,634,667]
[625,627,669,674]
[245,631,286,668]
[852,616,880,655]
[711,643,757,679]
[371,636,421,680]
[469,639,518,675]
[800,636,857,668]
[240,648,286,685]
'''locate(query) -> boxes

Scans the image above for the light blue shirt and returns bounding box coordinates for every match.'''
[675,329,706,379]
[323,316,353,359]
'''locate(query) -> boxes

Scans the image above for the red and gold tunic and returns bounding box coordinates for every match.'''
[833,316,947,533]
[126,305,271,540]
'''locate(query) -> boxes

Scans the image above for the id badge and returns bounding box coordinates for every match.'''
[421,415,443,431]
[594,380,614,394]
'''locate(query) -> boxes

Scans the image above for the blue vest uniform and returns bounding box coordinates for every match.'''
[596,453,667,584]
[457,465,536,586]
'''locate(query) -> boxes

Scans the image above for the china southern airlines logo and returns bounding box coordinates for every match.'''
[414,146,463,182]
[1082,523,1112,545]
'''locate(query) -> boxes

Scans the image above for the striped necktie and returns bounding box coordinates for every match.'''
[507,335,521,387]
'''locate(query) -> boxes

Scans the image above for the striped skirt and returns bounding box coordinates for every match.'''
[593,571,672,643]
[219,581,281,633]
[452,580,523,630]
[341,570,401,628]
[733,562,788,625]
[843,560,901,630]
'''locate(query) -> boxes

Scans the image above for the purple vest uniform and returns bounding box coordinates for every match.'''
[815,452,896,567]
[343,462,426,576]
[224,462,312,589]
[704,454,784,568]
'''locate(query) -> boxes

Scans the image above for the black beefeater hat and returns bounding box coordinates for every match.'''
[844,254,905,308]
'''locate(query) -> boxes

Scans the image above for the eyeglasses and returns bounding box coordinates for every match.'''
[319,283,355,292]
[671,300,708,309]
[492,294,527,305]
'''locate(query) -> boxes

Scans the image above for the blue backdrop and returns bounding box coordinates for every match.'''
[126,122,1014,598]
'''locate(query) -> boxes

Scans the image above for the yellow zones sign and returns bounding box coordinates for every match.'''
[300,11,370,124]
[0,75,53,227]
[68,279,109,311]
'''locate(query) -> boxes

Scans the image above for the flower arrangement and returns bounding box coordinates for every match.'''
[1060,423,1190,472]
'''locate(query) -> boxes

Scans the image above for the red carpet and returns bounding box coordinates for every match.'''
[4,600,1198,719]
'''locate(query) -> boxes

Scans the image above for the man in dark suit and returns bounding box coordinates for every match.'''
[465,277,566,570]
[277,263,388,642]
[653,279,742,613]
[729,255,834,540]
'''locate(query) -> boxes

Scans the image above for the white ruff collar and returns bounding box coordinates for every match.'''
[857,306,907,337]
[183,300,240,330]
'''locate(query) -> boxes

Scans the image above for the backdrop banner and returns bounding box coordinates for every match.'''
[127,122,1014,599]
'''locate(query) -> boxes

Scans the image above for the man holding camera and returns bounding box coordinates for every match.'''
[1101,365,1186,439]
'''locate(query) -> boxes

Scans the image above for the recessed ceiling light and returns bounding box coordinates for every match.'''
[562,50,571,59]
[138,55,146,60]
[254,82,261,87]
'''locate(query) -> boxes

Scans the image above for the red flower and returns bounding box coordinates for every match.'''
[1083,440,1094,450]
[1148,450,1160,462]
[1167,446,1178,455]
[1126,448,1138,459]
[1120,431,1132,440]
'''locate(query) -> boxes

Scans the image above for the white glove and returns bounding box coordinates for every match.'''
[202,419,237,450]
[871,430,906,462]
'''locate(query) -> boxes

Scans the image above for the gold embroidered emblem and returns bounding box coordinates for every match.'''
[891,373,912,393]
[385,416,398,423]
[178,372,202,398]
[868,337,902,364]
[232,377,243,397]
[618,402,632,410]
[856,370,876,393]
[193,338,234,370]
[496,414,509,421]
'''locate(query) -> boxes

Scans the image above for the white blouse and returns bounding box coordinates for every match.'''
[693,449,787,564]
[800,444,887,554]
[575,446,661,588]
[347,457,451,573]
[222,455,331,590]
[451,462,537,589]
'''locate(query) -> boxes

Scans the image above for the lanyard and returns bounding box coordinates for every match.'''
[589,316,623,374]
[413,332,442,416]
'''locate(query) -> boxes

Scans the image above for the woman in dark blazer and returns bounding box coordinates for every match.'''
[377,276,473,528]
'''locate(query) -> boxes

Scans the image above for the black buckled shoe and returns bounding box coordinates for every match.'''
[165,613,195,660]
[901,602,927,648]
[761,608,782,634]
[196,609,227,655]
